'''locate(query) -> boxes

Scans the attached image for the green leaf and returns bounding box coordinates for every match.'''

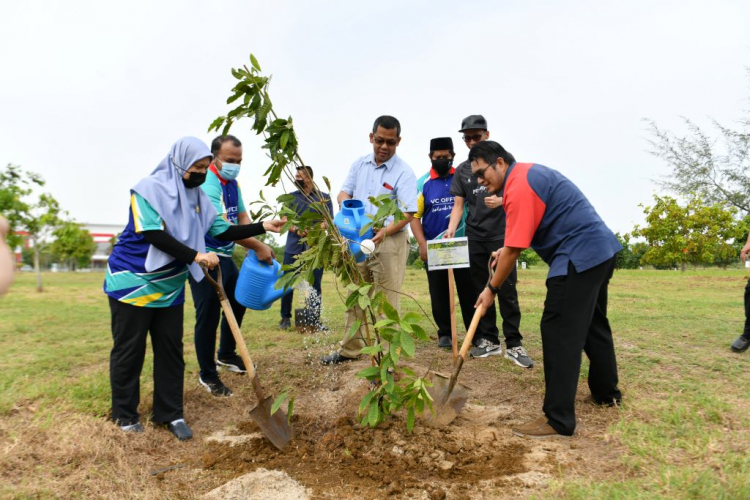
[401,331,416,357]
[280,129,290,150]
[250,53,261,71]
[322,176,332,192]
[348,318,362,338]
[271,392,288,415]
[368,400,380,427]
[406,407,415,433]
[358,294,370,310]
[373,319,396,329]
[359,344,382,356]
[345,292,359,309]
[403,312,422,323]
[358,391,375,415]
[411,323,429,341]
[356,366,380,379]
[226,92,243,104]
[381,301,399,322]
[208,116,225,133]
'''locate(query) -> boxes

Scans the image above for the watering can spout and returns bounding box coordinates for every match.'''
[334,199,374,263]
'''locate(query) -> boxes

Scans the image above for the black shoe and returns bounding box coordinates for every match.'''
[166,419,193,441]
[279,318,292,330]
[119,422,144,433]
[437,336,452,349]
[217,355,246,373]
[731,334,750,352]
[321,352,355,365]
[199,376,233,397]
[584,395,622,407]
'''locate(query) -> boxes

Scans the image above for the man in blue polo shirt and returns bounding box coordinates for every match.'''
[279,166,333,330]
[321,115,418,364]
[472,140,623,439]
[410,137,474,349]
[189,135,276,397]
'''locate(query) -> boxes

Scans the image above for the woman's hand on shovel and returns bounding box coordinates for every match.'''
[195,252,219,270]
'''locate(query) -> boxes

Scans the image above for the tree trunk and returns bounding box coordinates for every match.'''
[33,239,43,292]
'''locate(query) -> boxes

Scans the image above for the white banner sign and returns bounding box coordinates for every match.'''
[427,237,470,271]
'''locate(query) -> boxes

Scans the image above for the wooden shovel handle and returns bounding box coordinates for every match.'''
[200,264,260,387]
[459,303,486,361]
[448,269,457,364]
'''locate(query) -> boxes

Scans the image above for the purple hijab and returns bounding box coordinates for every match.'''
[132,137,217,281]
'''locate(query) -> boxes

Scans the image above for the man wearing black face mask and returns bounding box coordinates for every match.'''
[279,166,334,330]
[410,137,475,348]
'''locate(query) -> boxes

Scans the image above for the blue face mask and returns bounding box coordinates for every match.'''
[220,162,241,180]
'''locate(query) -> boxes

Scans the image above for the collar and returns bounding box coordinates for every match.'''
[209,163,228,185]
[429,166,456,180]
[368,153,396,171]
[501,161,517,189]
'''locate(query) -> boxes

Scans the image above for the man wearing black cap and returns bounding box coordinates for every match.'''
[444,115,533,368]
[410,137,475,348]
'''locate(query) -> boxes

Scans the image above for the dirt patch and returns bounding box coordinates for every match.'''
[204,414,530,499]
[202,468,310,499]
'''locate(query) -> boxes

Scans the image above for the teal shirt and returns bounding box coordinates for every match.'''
[104,193,225,308]
[201,168,247,256]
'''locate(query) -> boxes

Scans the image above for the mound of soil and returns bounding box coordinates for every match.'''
[203,407,529,498]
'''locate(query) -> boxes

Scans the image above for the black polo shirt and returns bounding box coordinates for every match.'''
[449,159,506,242]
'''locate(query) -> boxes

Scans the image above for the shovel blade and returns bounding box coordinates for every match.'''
[421,372,470,427]
[249,396,294,451]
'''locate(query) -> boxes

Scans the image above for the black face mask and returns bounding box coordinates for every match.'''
[182,172,207,189]
[431,158,453,177]
[294,179,306,190]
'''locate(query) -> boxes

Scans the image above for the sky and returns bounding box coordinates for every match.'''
[1,0,749,242]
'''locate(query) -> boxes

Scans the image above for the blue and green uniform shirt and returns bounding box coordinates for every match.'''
[416,169,466,239]
[202,165,246,256]
[104,192,227,308]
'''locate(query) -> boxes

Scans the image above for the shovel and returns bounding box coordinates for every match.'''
[201,264,293,450]
[422,303,485,427]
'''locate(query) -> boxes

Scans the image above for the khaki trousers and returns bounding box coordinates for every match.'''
[338,230,410,358]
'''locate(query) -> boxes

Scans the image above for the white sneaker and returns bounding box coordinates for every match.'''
[469,338,502,358]
[505,346,534,368]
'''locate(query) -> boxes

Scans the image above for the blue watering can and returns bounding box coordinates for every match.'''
[333,199,374,263]
[235,250,292,310]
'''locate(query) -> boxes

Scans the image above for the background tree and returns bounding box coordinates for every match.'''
[0,164,64,291]
[51,222,96,270]
[646,89,750,213]
[615,233,650,269]
[631,195,746,271]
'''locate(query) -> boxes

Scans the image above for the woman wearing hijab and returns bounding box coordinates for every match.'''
[104,137,283,441]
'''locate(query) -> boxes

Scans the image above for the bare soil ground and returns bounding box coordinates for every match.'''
[1,336,627,500]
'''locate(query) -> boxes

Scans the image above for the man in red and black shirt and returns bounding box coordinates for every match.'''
[471,140,623,439]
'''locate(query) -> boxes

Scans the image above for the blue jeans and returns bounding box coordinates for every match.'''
[279,251,323,320]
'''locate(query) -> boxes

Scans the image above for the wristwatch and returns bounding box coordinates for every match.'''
[487,283,501,295]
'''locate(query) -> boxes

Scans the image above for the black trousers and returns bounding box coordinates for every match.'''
[280,251,324,320]
[188,257,245,381]
[424,264,475,338]
[468,239,523,348]
[109,297,185,425]
[541,257,622,436]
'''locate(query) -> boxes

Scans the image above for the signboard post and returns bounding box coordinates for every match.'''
[426,237,470,363]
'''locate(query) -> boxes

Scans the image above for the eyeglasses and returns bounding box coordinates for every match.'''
[373,137,398,147]
[462,133,484,143]
[473,164,493,180]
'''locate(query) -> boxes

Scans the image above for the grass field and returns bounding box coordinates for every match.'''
[1,267,749,499]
